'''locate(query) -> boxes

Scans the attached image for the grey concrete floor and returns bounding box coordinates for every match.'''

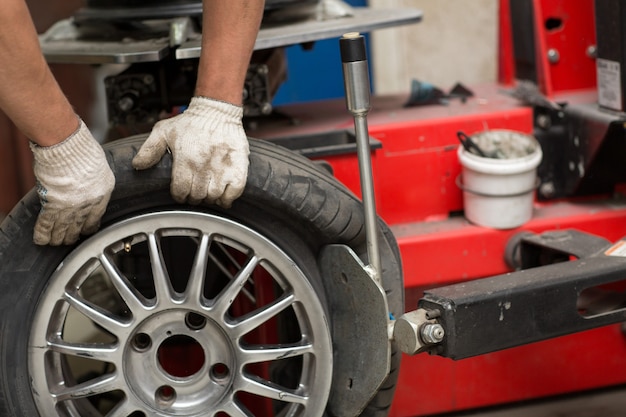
[442,386,626,417]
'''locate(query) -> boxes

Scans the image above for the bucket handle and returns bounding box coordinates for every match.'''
[457,131,488,158]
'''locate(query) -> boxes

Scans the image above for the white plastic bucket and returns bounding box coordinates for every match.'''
[457,130,543,229]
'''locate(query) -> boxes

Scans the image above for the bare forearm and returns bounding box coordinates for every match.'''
[0,0,77,146]
[196,0,265,105]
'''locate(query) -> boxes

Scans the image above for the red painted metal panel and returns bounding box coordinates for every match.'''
[533,0,597,96]
[391,325,626,416]
[368,104,532,225]
[497,0,597,95]
[498,0,516,86]
[390,200,626,416]
[395,199,626,289]
[254,85,534,225]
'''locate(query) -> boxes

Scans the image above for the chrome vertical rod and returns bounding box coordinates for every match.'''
[340,32,381,283]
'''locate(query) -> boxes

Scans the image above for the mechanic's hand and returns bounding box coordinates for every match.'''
[132,96,249,207]
[30,119,115,246]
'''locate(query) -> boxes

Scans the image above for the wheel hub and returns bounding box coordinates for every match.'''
[125,309,235,414]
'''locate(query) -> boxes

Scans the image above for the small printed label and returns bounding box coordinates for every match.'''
[605,240,626,257]
[597,58,623,111]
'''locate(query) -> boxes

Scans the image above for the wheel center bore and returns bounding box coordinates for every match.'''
[124,309,236,413]
[157,335,205,378]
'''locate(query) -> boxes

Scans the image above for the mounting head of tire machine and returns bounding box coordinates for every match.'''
[336,32,626,371]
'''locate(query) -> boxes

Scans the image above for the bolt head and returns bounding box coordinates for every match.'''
[547,49,560,64]
[586,45,597,59]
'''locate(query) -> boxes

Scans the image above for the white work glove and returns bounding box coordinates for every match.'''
[132,96,249,207]
[30,119,115,246]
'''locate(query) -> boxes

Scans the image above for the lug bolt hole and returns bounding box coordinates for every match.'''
[132,333,152,352]
[155,385,176,408]
[185,312,207,330]
[211,363,230,381]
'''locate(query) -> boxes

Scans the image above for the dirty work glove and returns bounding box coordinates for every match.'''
[132,96,249,207]
[30,119,115,246]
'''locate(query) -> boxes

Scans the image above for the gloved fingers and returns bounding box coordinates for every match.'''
[215,181,245,209]
[33,207,57,245]
[188,173,211,205]
[170,161,193,203]
[214,154,248,208]
[132,126,169,170]
[201,178,220,206]
[63,205,93,245]
[81,196,111,236]
[48,210,77,246]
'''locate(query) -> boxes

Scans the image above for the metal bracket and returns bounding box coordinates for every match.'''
[39,6,422,64]
[318,244,390,417]
[418,233,626,360]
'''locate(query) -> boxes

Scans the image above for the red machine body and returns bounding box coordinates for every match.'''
[254,0,626,415]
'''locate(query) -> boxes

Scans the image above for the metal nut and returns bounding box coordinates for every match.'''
[393,309,430,355]
[420,323,445,344]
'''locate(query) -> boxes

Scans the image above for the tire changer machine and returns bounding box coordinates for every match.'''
[38,0,626,415]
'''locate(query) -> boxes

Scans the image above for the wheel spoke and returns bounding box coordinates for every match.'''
[52,372,121,402]
[63,291,129,337]
[148,232,174,305]
[212,256,259,316]
[231,292,295,337]
[185,233,211,305]
[47,337,118,362]
[104,397,142,417]
[99,253,150,315]
[240,342,314,364]
[208,251,256,304]
[239,375,308,405]
[221,400,255,417]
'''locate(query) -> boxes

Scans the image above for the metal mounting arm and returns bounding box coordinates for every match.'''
[394,230,626,359]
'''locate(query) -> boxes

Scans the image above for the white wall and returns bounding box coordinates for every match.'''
[368,0,499,94]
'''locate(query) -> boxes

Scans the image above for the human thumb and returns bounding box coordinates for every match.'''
[132,127,169,170]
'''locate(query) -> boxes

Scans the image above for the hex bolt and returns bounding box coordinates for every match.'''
[547,48,560,64]
[586,45,597,59]
[420,323,445,344]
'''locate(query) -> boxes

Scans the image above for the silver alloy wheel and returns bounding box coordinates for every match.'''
[29,211,333,417]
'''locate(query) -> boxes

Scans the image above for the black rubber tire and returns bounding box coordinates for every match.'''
[0,136,403,417]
